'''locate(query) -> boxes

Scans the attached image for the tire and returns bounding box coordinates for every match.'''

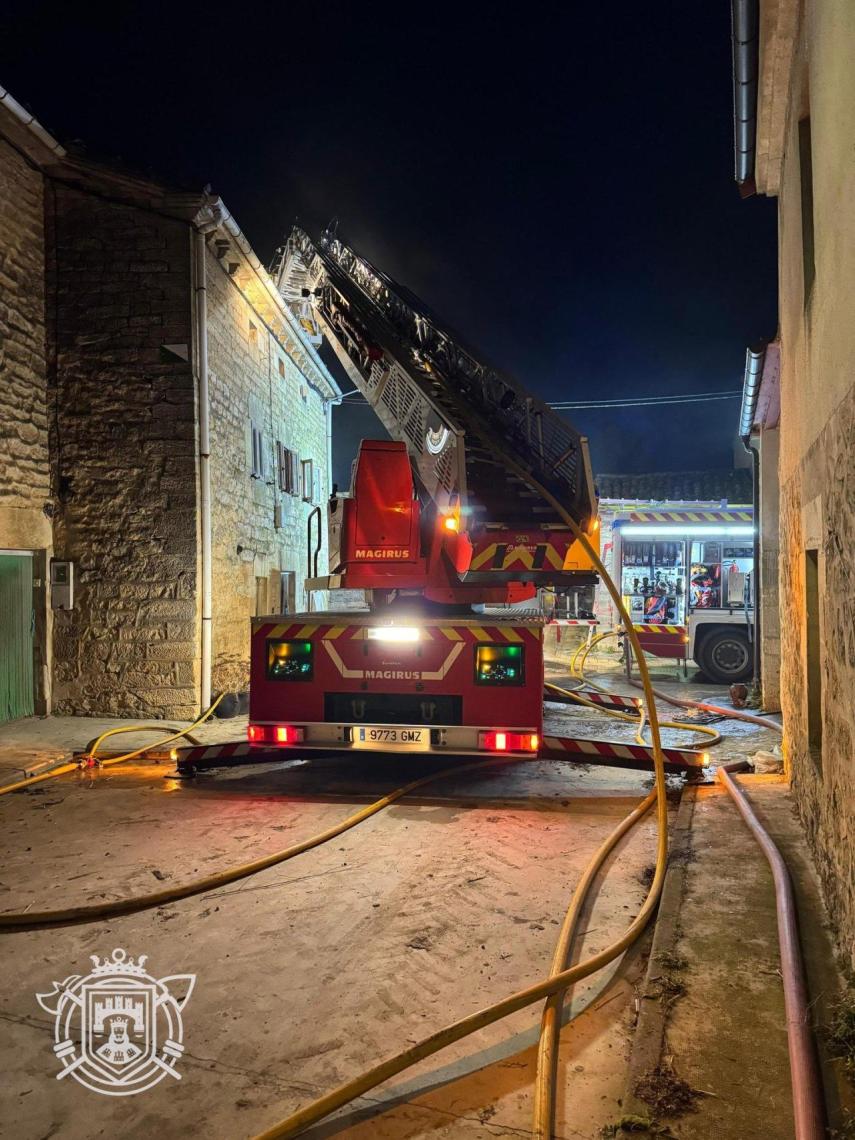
[696,628,753,684]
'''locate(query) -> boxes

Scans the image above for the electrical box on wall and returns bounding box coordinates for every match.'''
[50,561,74,609]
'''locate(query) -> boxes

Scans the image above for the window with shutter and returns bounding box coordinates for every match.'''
[277,443,298,495]
[250,421,264,479]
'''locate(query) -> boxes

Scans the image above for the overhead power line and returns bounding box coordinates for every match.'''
[340,390,743,409]
[549,391,743,410]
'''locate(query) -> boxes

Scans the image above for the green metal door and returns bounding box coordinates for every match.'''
[0,554,34,722]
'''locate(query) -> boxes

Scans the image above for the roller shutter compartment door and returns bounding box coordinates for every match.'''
[0,555,34,722]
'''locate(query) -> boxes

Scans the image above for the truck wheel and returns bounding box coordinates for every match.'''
[696,629,752,684]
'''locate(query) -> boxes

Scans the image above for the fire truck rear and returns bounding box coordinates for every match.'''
[248,229,599,759]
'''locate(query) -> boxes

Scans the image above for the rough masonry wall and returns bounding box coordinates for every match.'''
[48,185,199,718]
[205,246,328,694]
[779,390,855,971]
[774,3,855,970]
[0,138,51,550]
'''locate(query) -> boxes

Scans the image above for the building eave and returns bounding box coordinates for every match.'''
[739,340,781,437]
[199,196,340,402]
[754,0,800,196]
[0,84,66,167]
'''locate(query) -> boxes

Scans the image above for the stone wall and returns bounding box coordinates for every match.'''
[779,389,855,971]
[770,1,855,969]
[205,245,330,695]
[0,138,50,533]
[47,184,199,718]
[0,136,53,712]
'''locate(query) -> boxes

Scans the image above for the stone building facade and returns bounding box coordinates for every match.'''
[741,0,855,968]
[0,93,58,718]
[0,92,338,722]
[203,222,335,697]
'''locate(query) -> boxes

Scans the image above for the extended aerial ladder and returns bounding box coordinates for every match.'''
[175,228,708,775]
[270,227,599,608]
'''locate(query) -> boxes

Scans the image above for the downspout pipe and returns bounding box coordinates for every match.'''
[740,343,765,690]
[731,0,759,195]
[192,226,215,711]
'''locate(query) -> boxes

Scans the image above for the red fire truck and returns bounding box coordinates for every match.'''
[610,508,755,683]
[248,228,600,759]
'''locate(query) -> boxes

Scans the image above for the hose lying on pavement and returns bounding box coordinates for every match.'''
[543,680,723,749]
[0,758,509,932]
[572,627,784,734]
[532,786,658,1138]
[717,762,825,1140]
[625,675,784,733]
[0,693,228,798]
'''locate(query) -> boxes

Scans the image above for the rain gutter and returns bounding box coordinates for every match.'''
[731,0,760,195]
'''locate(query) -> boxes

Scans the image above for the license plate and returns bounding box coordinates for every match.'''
[351,725,431,751]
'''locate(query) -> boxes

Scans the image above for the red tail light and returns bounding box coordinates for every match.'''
[248,724,305,745]
[479,731,539,753]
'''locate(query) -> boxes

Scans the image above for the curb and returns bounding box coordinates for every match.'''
[620,787,697,1123]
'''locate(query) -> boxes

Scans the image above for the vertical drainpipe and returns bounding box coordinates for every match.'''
[740,343,766,691]
[193,229,213,710]
[323,396,335,497]
[321,393,341,584]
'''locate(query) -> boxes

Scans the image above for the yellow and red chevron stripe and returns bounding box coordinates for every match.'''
[632,623,685,635]
[438,624,540,643]
[628,510,752,524]
[253,620,541,643]
[469,543,567,572]
[253,621,320,641]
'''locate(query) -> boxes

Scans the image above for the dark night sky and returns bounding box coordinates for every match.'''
[1,3,777,483]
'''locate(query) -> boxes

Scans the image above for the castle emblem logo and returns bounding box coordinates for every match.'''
[36,948,195,1096]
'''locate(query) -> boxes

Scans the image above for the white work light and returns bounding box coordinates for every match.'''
[366,626,421,642]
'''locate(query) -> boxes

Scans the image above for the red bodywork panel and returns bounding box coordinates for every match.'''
[632,624,688,660]
[327,440,532,604]
[250,614,544,750]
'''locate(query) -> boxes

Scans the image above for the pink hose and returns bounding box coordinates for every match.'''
[625,676,783,733]
[717,762,825,1139]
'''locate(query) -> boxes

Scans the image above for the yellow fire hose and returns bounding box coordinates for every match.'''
[532,681,720,1134]
[251,478,672,1139]
[543,680,723,749]
[532,786,658,1139]
[0,693,228,798]
[0,757,512,931]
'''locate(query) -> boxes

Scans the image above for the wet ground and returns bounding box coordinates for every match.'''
[0,668,797,1140]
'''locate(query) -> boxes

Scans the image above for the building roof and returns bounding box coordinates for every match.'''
[0,85,339,401]
[596,469,753,504]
